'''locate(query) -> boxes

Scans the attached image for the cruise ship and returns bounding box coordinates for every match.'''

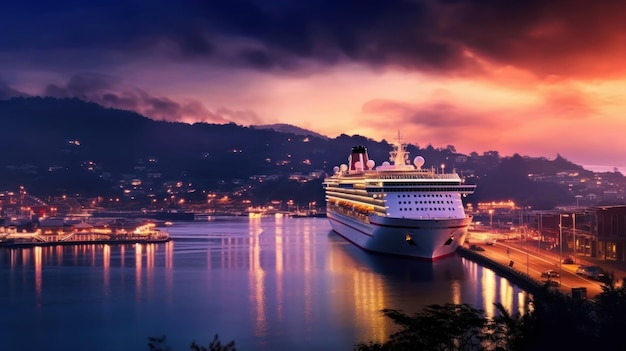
[323,138,476,261]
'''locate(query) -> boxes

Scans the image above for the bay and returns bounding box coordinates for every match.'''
[0,216,529,351]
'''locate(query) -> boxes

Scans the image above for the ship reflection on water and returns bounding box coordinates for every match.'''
[325,233,530,344]
[0,217,530,351]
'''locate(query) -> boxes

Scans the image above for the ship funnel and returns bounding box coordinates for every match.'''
[349,146,370,171]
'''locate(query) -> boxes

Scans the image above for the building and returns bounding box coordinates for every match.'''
[525,205,626,263]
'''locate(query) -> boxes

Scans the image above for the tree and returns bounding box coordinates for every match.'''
[594,273,626,349]
[354,304,495,351]
[148,335,236,351]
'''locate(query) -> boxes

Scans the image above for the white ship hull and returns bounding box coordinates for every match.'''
[327,210,472,261]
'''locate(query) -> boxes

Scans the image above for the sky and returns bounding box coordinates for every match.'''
[2,0,626,172]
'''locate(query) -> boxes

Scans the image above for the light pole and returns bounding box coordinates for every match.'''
[489,209,493,230]
[539,212,543,251]
[559,213,563,284]
[572,212,576,257]
[526,238,529,275]
[559,213,570,284]
[559,214,563,259]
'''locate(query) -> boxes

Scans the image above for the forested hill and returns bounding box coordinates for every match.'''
[0,97,612,209]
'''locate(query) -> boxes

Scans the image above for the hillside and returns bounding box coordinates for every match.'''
[0,97,619,210]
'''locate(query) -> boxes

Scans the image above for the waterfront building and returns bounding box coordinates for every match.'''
[522,205,626,263]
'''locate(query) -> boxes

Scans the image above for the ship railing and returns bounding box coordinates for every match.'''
[366,172,460,180]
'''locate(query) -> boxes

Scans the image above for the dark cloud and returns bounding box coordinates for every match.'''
[3,0,626,77]
[362,99,483,128]
[43,73,258,124]
[361,98,492,145]
[0,81,29,100]
[45,73,119,98]
[440,1,626,78]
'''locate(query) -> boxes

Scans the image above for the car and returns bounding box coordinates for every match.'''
[562,257,574,264]
[541,270,560,278]
[576,265,589,275]
[581,266,606,280]
[484,239,496,245]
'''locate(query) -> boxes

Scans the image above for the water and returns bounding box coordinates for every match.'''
[0,216,529,351]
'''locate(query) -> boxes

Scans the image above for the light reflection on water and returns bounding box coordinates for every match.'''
[0,217,529,351]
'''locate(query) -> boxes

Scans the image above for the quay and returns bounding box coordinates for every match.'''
[458,237,626,299]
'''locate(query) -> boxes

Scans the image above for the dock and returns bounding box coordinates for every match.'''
[0,221,170,247]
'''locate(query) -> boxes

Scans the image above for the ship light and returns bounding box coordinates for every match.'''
[405,234,416,246]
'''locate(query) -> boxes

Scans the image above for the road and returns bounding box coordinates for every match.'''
[468,241,604,298]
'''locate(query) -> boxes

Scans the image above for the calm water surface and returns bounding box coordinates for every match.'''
[0,216,529,351]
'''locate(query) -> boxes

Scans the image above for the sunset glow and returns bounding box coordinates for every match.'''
[2,0,626,171]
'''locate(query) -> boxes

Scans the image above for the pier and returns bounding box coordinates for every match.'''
[0,221,170,247]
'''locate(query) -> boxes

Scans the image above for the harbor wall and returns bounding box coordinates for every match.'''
[456,246,545,295]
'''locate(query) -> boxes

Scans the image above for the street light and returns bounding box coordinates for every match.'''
[572,212,576,257]
[489,209,494,229]
[559,213,570,284]
[526,235,529,275]
[559,214,563,285]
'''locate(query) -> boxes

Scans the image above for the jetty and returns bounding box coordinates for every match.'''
[0,219,170,247]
